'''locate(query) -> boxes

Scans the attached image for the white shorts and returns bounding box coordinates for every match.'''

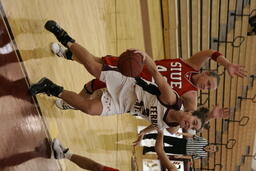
[99,68,137,116]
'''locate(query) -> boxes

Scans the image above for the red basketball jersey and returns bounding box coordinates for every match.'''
[99,56,199,96]
[141,58,199,96]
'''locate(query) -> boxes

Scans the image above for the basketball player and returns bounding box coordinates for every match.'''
[132,103,229,145]
[50,41,246,112]
[29,20,211,132]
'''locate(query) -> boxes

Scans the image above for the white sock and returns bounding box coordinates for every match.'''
[65,151,73,160]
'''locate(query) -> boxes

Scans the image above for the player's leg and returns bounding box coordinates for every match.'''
[28,77,102,115]
[77,79,104,98]
[55,81,93,110]
[60,90,102,115]
[45,21,102,79]
[70,154,105,171]
[52,139,119,171]
[51,42,103,65]
[55,80,105,110]
[67,42,102,79]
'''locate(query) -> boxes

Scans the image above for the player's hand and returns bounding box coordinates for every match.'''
[227,63,247,78]
[132,132,145,146]
[127,48,148,61]
[129,49,149,61]
[209,104,230,119]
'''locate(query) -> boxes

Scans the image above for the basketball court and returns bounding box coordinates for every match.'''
[0,0,255,171]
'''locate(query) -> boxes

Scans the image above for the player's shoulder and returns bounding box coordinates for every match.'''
[155,58,185,68]
[158,58,197,68]
[157,57,180,62]
[182,91,197,98]
[182,58,200,70]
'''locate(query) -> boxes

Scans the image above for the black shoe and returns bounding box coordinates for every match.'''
[44,20,75,47]
[29,77,63,97]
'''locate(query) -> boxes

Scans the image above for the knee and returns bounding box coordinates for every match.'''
[91,65,102,79]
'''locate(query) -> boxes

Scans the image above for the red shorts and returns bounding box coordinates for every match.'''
[103,166,120,171]
[91,55,152,91]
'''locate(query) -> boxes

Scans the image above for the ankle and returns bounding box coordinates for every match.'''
[65,151,73,160]
[67,42,74,48]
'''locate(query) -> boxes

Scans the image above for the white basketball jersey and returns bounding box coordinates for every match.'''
[129,85,169,129]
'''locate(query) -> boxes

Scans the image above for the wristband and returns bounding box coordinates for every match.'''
[211,51,223,61]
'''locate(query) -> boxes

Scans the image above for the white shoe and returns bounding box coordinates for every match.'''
[52,138,69,159]
[55,99,76,110]
[50,42,67,58]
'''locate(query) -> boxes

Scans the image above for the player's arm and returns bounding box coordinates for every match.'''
[186,50,247,78]
[185,49,215,70]
[142,54,177,105]
[174,155,192,159]
[181,91,197,111]
[133,124,156,146]
[155,130,178,171]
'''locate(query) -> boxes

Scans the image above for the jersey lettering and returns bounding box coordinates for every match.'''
[170,72,181,80]
[157,65,167,72]
[142,108,149,117]
[169,62,182,89]
[133,101,144,113]
[170,61,182,67]
[149,106,158,126]
[155,62,183,89]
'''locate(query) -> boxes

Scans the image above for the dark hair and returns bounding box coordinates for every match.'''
[196,121,210,133]
[207,71,220,85]
[192,107,209,130]
[203,121,210,130]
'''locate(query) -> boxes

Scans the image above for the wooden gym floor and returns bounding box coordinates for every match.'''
[0,0,164,170]
[1,0,256,171]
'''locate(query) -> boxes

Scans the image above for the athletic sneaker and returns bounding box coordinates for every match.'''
[51,42,67,57]
[44,20,75,47]
[55,99,76,110]
[52,138,69,159]
[51,42,73,60]
[28,77,63,97]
